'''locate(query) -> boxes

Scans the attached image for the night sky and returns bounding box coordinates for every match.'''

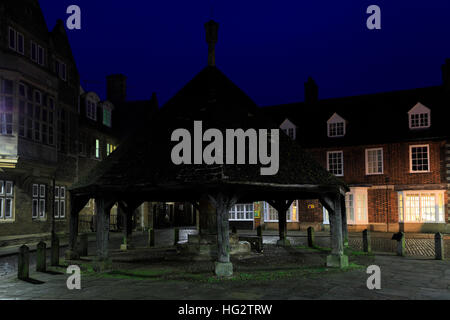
[39,0,450,106]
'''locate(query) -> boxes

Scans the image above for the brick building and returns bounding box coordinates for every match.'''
[0,0,119,238]
[229,63,450,234]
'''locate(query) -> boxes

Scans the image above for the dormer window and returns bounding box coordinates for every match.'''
[327,113,346,137]
[280,118,297,140]
[408,103,431,129]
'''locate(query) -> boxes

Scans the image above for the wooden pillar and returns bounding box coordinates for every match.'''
[209,193,237,277]
[341,195,349,248]
[119,201,140,251]
[66,195,88,260]
[324,194,348,268]
[268,200,293,246]
[94,197,114,271]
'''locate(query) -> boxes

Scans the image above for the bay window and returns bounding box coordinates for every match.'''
[398,191,445,223]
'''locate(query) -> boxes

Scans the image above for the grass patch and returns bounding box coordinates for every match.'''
[103,268,173,280]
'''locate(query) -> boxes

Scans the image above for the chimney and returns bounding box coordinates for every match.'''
[305,77,318,104]
[204,20,219,67]
[106,74,127,104]
[442,59,450,92]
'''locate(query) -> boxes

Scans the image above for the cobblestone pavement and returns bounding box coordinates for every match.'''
[0,251,448,300]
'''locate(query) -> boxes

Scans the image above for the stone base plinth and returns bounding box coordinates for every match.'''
[65,250,80,261]
[326,254,349,268]
[93,258,113,273]
[276,238,291,247]
[215,262,233,277]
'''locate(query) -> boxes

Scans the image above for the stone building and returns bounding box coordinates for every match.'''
[232,64,450,234]
[0,0,119,238]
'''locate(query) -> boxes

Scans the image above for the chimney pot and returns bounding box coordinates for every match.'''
[205,20,219,67]
[106,74,127,104]
[305,77,319,104]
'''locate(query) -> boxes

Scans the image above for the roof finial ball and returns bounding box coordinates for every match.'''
[205,20,219,67]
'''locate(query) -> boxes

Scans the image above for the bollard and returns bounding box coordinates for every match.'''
[435,233,444,260]
[307,227,315,248]
[18,245,30,280]
[396,232,405,257]
[174,228,180,246]
[79,233,88,257]
[363,229,371,253]
[36,241,46,272]
[148,228,155,247]
[51,235,60,266]
[256,225,262,237]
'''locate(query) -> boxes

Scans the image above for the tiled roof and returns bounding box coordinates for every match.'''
[262,86,450,148]
[71,66,347,200]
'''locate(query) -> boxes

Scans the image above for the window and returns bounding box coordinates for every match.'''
[263,201,298,222]
[0,181,14,220]
[54,186,66,219]
[95,139,100,159]
[229,204,254,221]
[9,28,16,50]
[106,143,116,156]
[86,100,97,121]
[327,151,344,176]
[366,148,383,175]
[408,103,431,129]
[32,184,46,219]
[55,60,67,81]
[346,188,368,225]
[327,113,346,137]
[0,79,14,135]
[323,207,329,225]
[103,108,112,127]
[398,191,445,223]
[410,145,429,173]
[30,41,45,65]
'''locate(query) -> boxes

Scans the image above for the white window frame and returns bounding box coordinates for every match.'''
[409,144,430,173]
[263,201,298,222]
[408,103,431,130]
[229,203,254,221]
[365,148,384,175]
[0,181,14,220]
[346,188,368,225]
[327,113,346,138]
[32,184,46,219]
[16,32,24,55]
[86,100,97,121]
[9,27,16,51]
[327,151,344,177]
[398,190,445,223]
[54,186,66,219]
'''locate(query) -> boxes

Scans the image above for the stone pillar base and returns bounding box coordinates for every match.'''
[65,250,80,261]
[215,261,233,277]
[326,254,349,268]
[93,258,113,273]
[276,238,291,247]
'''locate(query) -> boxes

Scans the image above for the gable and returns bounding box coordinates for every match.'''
[327,112,346,124]
[408,102,430,115]
[280,118,297,130]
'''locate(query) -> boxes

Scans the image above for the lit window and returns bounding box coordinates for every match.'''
[229,204,254,221]
[327,151,344,176]
[366,148,383,175]
[398,191,445,223]
[0,181,14,220]
[263,201,298,222]
[410,145,429,173]
[95,139,100,159]
[346,188,368,225]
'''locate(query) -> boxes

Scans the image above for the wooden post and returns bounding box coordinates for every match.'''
[256,225,262,237]
[326,194,348,268]
[307,227,315,248]
[363,229,371,253]
[79,233,88,257]
[18,245,29,280]
[174,227,180,246]
[36,241,46,272]
[148,228,155,247]
[268,200,293,246]
[209,193,237,277]
[340,195,349,248]
[94,198,114,272]
[435,232,444,260]
[51,235,59,266]
[66,195,87,260]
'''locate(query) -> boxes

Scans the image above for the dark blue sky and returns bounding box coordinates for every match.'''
[39,0,450,106]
